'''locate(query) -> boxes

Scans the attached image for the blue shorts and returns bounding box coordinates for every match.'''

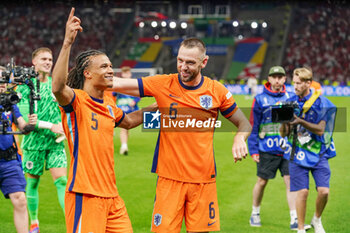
[0,159,26,198]
[289,156,331,191]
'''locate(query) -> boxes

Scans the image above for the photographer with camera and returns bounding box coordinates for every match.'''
[248,66,303,230]
[0,67,38,233]
[16,47,67,233]
[280,67,336,233]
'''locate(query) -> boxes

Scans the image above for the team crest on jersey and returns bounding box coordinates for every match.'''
[199,95,213,110]
[107,105,114,117]
[154,213,162,227]
[26,161,33,170]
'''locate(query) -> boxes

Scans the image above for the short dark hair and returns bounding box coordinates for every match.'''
[180,38,206,55]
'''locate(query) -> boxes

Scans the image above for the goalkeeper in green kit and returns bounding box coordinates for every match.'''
[16,47,67,233]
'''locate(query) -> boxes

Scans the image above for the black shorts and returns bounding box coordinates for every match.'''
[257,151,289,179]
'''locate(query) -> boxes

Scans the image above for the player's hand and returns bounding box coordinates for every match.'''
[251,154,260,163]
[232,136,248,163]
[64,7,83,46]
[27,114,38,126]
[51,123,64,135]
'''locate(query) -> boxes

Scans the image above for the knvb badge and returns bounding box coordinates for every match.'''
[143,110,161,129]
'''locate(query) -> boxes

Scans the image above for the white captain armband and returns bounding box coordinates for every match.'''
[36,120,53,130]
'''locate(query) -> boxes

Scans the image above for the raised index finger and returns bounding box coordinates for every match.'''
[68,7,75,20]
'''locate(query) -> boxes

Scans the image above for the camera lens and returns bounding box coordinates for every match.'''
[9,93,20,104]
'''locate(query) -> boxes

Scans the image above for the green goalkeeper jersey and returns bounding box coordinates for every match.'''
[17,76,64,150]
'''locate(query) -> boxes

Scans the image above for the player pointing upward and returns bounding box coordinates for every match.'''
[52,8,157,233]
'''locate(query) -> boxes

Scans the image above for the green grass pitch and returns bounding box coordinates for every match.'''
[0,95,349,233]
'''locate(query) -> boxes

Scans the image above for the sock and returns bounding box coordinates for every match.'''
[313,214,321,221]
[252,205,260,215]
[290,210,297,223]
[121,143,128,150]
[26,177,40,222]
[54,176,67,213]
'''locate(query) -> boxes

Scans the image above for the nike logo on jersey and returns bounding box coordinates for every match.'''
[208,221,216,226]
[169,94,180,98]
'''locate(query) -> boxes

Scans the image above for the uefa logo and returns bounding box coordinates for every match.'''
[143,110,161,129]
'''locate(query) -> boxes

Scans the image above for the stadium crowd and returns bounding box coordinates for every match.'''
[283,5,350,85]
[0,2,130,67]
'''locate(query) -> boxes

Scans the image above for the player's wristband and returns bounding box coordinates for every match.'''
[36,120,53,130]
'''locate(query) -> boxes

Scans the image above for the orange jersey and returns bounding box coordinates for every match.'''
[60,89,125,197]
[311,80,322,93]
[105,90,117,103]
[139,74,238,183]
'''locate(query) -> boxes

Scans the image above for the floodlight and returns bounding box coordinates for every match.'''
[151,21,158,28]
[251,22,258,29]
[169,21,177,29]
[232,20,239,27]
[180,22,187,29]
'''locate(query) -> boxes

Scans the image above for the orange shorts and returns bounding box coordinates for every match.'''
[151,177,220,233]
[65,192,133,233]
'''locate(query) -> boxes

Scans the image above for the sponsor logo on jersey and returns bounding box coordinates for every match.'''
[208,221,216,226]
[169,93,181,98]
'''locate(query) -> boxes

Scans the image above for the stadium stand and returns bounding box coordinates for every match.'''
[2,1,348,85]
[0,1,132,67]
[283,4,350,85]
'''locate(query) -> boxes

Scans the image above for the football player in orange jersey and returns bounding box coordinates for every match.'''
[111,38,252,232]
[52,8,156,233]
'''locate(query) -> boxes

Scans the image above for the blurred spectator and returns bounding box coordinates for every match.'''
[283,4,350,85]
[247,74,258,97]
[0,2,131,67]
